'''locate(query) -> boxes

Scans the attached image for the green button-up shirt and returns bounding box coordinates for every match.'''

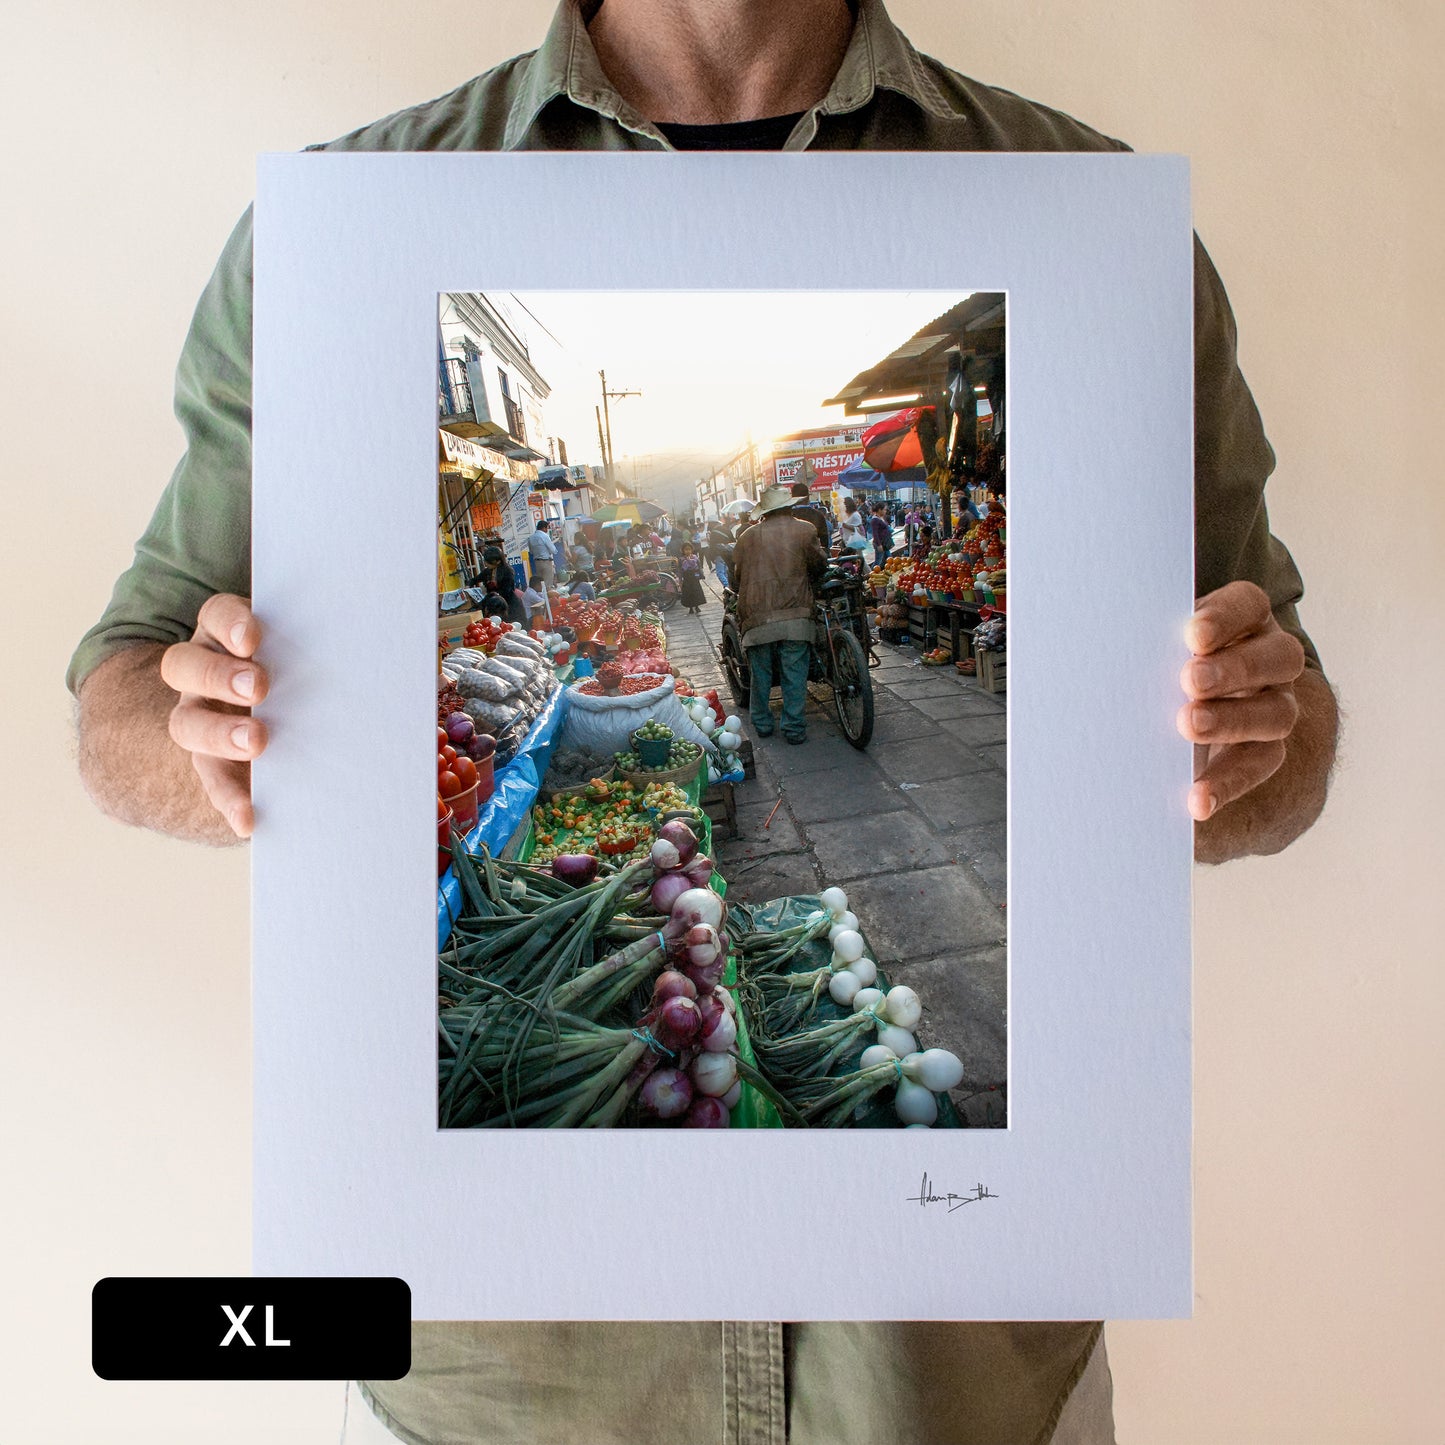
[69,2,1322,1441]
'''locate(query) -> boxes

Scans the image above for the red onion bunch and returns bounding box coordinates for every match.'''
[631,965,743,1128]
[646,822,718,915]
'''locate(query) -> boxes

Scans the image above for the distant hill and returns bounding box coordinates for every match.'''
[612,448,736,518]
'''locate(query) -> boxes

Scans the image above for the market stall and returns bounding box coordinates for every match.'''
[869,502,1006,682]
[432,595,967,1130]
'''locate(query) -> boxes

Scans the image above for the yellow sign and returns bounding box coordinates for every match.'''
[438,430,538,484]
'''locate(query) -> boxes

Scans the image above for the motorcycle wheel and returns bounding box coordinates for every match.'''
[655,579,680,612]
[830,627,874,749]
[719,618,750,708]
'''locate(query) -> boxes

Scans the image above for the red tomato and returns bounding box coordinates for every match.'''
[452,756,478,789]
[438,770,462,799]
[438,795,449,819]
[442,744,458,766]
[437,726,449,751]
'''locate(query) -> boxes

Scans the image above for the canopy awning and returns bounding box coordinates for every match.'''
[822,293,1005,412]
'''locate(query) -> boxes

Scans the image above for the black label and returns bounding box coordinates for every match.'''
[92,1277,411,1380]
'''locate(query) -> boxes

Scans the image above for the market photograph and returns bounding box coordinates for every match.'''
[433,290,1008,1129]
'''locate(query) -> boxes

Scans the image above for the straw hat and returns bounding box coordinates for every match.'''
[753,485,796,517]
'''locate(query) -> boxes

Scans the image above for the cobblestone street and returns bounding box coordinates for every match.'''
[663,583,1008,1126]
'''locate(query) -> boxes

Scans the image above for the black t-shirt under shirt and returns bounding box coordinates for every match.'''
[657,114,805,151]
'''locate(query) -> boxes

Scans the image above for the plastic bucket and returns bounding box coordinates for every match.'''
[450,780,480,833]
[438,807,455,877]
[633,732,671,769]
[473,754,495,809]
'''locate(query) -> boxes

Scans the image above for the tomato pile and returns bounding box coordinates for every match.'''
[437,725,481,802]
[460,616,515,653]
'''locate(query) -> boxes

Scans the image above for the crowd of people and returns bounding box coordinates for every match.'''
[461,478,1007,647]
[459,481,928,753]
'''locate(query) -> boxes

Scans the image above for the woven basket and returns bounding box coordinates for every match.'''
[537,771,616,804]
[616,751,705,790]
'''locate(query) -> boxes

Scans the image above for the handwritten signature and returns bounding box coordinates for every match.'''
[905,1173,999,1213]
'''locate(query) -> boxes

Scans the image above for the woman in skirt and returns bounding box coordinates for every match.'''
[678,542,707,614]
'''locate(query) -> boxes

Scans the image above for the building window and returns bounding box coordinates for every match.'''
[498,367,527,445]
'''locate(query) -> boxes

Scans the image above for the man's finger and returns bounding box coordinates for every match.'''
[169,697,269,761]
[195,593,261,657]
[1180,628,1305,699]
[191,752,255,837]
[160,639,269,707]
[1186,581,1273,655]
[1177,687,1299,746]
[1188,740,1287,821]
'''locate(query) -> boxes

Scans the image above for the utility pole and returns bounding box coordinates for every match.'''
[595,405,608,485]
[598,369,640,496]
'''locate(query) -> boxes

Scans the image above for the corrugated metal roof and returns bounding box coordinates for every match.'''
[822,292,1005,408]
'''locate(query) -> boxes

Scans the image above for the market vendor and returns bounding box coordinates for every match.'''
[731,485,828,745]
[520,582,548,628]
[480,545,528,629]
[527,519,558,587]
[568,534,595,578]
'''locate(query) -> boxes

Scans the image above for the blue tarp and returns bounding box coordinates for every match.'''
[437,684,571,948]
[839,461,927,491]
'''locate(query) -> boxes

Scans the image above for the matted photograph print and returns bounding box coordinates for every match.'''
[252,152,1192,1321]
[434,290,1007,1132]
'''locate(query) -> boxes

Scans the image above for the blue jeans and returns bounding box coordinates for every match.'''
[748,640,811,739]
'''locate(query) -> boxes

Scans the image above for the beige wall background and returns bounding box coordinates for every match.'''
[2,1,1440,1440]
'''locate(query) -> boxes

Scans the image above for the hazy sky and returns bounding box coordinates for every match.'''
[510,291,965,472]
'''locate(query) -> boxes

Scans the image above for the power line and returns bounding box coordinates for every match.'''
[508,294,568,352]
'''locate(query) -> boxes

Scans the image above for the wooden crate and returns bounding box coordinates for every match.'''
[907,603,938,650]
[438,609,488,650]
[977,647,1007,693]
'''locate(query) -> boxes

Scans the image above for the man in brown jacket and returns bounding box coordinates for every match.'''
[732,485,829,743]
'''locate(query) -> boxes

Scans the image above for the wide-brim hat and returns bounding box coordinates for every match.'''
[753,485,795,517]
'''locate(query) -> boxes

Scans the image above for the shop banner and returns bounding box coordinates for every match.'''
[438,429,519,479]
[807,449,865,490]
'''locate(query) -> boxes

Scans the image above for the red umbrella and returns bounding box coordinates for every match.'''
[861,406,936,472]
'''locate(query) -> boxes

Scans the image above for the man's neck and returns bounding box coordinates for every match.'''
[585,0,855,125]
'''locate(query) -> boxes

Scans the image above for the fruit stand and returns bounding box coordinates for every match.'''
[869,509,1006,685]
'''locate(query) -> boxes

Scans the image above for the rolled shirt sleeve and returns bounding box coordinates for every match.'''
[66,207,256,695]
[1192,235,1321,672]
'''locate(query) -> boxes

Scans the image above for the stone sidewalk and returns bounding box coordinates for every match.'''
[662,586,1008,1127]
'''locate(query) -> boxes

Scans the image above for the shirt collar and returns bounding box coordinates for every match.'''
[503,0,668,148]
[503,0,962,150]
[819,0,960,122]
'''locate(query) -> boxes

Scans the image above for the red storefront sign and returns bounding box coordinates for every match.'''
[765,427,866,492]
[805,450,865,490]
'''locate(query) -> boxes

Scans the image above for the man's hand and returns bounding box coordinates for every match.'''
[158,595,269,838]
[1178,581,1337,863]
[75,595,270,846]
